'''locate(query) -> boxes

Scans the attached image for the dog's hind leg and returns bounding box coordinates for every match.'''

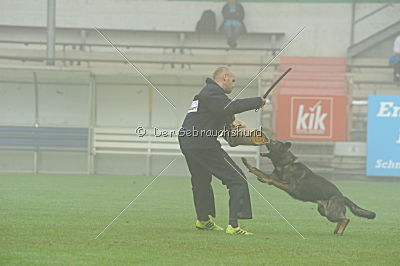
[334,219,350,236]
[317,201,327,217]
[324,196,349,235]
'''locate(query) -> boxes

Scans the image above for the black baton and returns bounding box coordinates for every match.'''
[256,67,292,111]
[263,67,292,98]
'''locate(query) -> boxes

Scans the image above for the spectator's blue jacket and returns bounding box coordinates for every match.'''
[219,2,247,33]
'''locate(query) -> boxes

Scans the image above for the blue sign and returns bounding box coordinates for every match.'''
[367,95,400,177]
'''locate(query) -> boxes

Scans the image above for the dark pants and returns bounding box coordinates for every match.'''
[221,25,243,48]
[182,147,252,224]
[394,62,400,81]
[389,55,400,82]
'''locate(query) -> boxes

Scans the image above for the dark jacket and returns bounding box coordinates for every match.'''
[178,78,263,150]
[219,2,247,33]
[222,2,244,21]
[195,9,217,33]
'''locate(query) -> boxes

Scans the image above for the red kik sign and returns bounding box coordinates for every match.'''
[290,97,333,139]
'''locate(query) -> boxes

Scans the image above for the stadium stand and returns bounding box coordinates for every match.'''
[268,57,353,174]
[0,48,279,69]
[348,57,398,100]
[0,1,398,178]
[0,126,89,173]
[0,26,284,55]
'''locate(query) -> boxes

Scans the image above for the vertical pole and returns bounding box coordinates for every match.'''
[148,87,153,128]
[47,0,56,65]
[147,86,152,177]
[146,151,151,177]
[78,29,87,66]
[33,72,39,174]
[350,1,356,47]
[33,72,39,128]
[256,76,262,169]
[89,74,97,174]
[271,34,277,56]
[80,29,87,51]
[88,73,95,174]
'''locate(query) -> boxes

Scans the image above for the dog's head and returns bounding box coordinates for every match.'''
[261,139,292,161]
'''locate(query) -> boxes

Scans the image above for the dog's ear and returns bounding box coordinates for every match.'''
[283,142,292,152]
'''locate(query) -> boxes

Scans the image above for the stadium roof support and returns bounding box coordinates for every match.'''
[46,0,56,66]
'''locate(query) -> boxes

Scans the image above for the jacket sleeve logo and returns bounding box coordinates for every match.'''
[188,100,199,113]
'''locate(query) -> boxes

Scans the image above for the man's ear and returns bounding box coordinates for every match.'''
[283,142,292,152]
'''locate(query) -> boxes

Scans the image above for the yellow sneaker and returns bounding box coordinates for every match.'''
[225,225,253,235]
[195,218,224,231]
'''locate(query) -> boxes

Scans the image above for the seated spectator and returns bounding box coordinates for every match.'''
[389,35,400,83]
[195,9,217,33]
[219,0,247,48]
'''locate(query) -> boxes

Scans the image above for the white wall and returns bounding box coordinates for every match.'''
[0,82,35,125]
[0,69,91,126]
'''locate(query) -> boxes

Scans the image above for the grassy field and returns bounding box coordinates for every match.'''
[1,174,399,265]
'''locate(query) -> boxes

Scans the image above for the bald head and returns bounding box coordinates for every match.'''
[212,67,236,94]
[213,67,230,80]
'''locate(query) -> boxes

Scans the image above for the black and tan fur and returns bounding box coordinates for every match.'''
[242,140,376,235]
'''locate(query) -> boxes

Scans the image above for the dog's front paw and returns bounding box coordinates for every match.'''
[241,157,253,170]
[257,177,267,183]
[241,158,258,173]
[258,177,273,185]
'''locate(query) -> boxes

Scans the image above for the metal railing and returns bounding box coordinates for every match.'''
[350,0,400,46]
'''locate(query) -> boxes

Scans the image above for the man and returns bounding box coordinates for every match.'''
[178,67,265,235]
[389,35,400,83]
[219,0,246,48]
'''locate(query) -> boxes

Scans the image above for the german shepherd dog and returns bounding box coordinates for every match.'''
[241,140,376,235]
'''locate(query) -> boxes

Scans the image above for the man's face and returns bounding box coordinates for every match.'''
[223,72,236,94]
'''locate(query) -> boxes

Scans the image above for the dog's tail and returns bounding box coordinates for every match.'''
[344,197,376,219]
